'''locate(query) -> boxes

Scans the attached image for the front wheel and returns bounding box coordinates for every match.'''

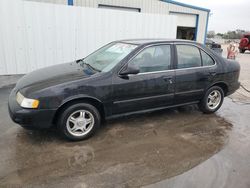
[199,86,224,114]
[57,103,101,141]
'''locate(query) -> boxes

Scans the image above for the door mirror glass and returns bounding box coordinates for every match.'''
[120,64,139,75]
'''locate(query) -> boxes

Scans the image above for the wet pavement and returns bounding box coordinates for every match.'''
[144,49,250,188]
[0,51,250,188]
[0,84,232,187]
[145,98,250,188]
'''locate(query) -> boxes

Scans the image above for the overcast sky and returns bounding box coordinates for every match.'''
[174,0,250,33]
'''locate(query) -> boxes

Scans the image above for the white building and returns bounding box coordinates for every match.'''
[27,0,210,43]
[0,0,210,75]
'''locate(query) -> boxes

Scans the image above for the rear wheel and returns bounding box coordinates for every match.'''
[199,86,224,114]
[57,103,101,141]
[239,49,245,53]
[240,38,249,46]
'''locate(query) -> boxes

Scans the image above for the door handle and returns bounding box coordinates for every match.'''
[163,76,173,84]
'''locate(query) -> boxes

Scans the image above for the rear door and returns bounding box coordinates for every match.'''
[112,44,175,115]
[174,43,216,104]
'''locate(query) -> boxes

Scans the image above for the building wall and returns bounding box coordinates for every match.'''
[1,0,209,75]
[26,0,170,14]
[0,0,177,75]
[74,0,170,15]
[74,0,208,43]
[24,0,209,44]
[168,3,208,43]
[25,0,67,4]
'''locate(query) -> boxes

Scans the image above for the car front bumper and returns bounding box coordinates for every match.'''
[8,88,56,129]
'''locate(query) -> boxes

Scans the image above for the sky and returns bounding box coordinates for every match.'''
[173,0,250,33]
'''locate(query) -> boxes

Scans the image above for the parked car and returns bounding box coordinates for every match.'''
[206,38,223,55]
[8,39,240,141]
[239,34,250,53]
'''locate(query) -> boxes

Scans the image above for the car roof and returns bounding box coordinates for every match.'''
[117,38,199,45]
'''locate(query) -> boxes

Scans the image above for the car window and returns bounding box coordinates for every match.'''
[129,45,171,73]
[176,45,201,69]
[201,50,215,66]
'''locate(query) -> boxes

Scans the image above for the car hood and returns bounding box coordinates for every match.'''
[16,62,95,90]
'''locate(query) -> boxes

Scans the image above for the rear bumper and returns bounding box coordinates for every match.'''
[8,88,56,129]
[227,81,240,96]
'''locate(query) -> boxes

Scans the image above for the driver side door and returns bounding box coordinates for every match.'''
[111,44,175,115]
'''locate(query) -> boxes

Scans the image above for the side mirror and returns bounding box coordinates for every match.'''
[120,65,139,76]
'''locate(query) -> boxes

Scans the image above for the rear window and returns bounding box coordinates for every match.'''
[201,50,215,66]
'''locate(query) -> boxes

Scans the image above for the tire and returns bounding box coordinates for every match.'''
[199,86,224,114]
[239,49,245,53]
[57,103,101,141]
[240,38,249,47]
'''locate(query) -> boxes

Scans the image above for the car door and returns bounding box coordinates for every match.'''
[112,44,175,115]
[174,43,217,104]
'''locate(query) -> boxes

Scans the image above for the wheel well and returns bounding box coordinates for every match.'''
[52,98,105,125]
[211,82,228,96]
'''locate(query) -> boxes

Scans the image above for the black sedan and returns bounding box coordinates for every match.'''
[8,39,240,141]
[206,38,223,55]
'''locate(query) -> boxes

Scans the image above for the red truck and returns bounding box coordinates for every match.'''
[239,34,250,53]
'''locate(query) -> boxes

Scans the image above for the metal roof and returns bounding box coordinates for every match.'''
[161,0,210,12]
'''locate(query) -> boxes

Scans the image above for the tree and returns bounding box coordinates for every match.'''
[207,30,215,38]
[209,30,249,39]
[216,33,224,37]
[223,30,249,39]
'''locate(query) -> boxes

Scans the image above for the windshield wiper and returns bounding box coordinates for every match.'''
[85,63,101,72]
[76,58,102,72]
[77,59,101,72]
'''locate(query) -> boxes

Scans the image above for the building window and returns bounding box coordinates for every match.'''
[176,27,196,41]
[98,4,141,12]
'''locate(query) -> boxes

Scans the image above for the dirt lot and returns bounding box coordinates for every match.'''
[0,50,250,188]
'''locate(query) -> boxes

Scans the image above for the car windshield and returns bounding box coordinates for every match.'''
[81,42,138,72]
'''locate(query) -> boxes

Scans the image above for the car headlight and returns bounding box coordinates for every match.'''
[16,92,39,109]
